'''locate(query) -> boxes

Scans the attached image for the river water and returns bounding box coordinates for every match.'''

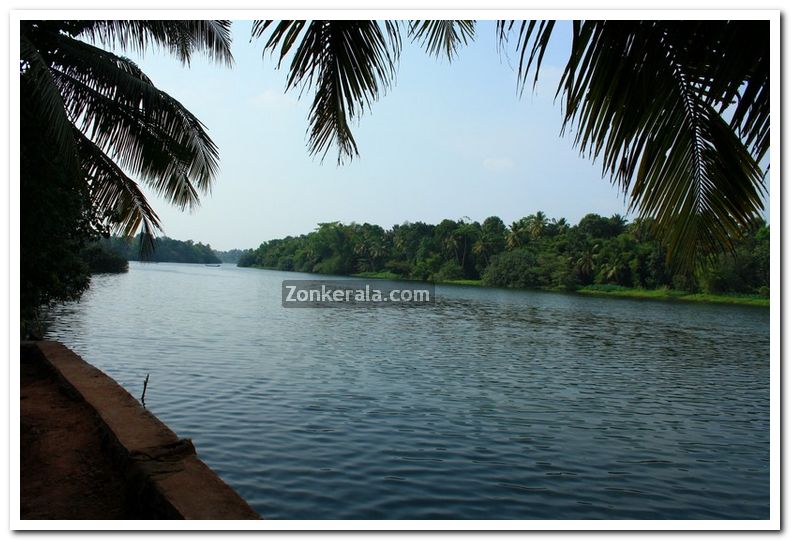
[44,262,770,520]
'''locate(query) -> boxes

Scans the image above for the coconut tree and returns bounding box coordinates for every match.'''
[253,19,769,270]
[575,243,601,284]
[547,217,569,237]
[20,20,233,331]
[506,218,530,250]
[20,20,233,247]
[526,211,548,240]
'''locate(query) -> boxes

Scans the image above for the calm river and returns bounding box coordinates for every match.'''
[44,262,770,520]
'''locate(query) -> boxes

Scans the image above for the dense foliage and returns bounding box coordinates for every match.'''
[20,84,105,338]
[80,243,129,274]
[214,248,246,264]
[238,214,770,296]
[100,235,221,264]
[20,20,230,336]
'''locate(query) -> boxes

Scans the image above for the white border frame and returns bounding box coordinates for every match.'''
[8,8,781,532]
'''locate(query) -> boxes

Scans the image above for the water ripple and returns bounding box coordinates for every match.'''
[44,263,770,520]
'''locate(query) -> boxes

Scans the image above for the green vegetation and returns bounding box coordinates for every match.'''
[442,279,483,287]
[577,285,769,307]
[21,93,100,335]
[99,236,221,264]
[352,271,404,281]
[238,213,770,305]
[257,21,768,269]
[20,19,771,335]
[20,21,231,336]
[215,248,247,264]
[80,244,129,274]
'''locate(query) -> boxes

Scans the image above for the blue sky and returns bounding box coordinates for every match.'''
[122,20,636,251]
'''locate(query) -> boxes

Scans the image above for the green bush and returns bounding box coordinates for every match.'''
[756,285,770,298]
[384,260,413,276]
[313,255,347,275]
[481,249,541,288]
[433,261,464,282]
[672,273,698,292]
[81,243,128,274]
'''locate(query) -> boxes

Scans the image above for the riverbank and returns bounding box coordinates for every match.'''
[352,272,770,307]
[20,341,260,520]
[575,284,769,307]
[243,266,769,307]
[21,350,130,519]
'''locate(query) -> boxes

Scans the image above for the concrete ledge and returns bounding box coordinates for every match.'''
[25,341,260,520]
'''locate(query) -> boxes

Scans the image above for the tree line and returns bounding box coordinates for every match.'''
[99,236,221,265]
[215,248,246,263]
[237,213,769,296]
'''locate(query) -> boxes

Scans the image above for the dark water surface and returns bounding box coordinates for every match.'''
[44,262,770,520]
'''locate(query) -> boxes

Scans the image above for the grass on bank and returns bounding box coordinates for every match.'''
[440,279,483,287]
[352,271,404,280]
[351,272,767,306]
[576,284,769,307]
[241,266,770,307]
[353,272,483,287]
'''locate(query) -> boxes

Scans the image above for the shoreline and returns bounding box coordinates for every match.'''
[241,266,769,308]
[573,285,769,307]
[20,341,261,520]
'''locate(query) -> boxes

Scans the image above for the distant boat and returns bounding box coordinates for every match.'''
[205,263,222,267]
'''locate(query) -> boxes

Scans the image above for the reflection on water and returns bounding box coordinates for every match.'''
[45,262,770,519]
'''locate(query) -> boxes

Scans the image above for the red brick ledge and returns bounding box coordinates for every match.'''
[23,341,261,520]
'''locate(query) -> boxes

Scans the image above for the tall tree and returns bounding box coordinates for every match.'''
[21,20,233,243]
[20,20,233,330]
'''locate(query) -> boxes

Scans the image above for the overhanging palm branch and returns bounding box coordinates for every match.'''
[20,20,232,243]
[20,33,80,173]
[252,20,475,164]
[76,20,234,67]
[74,128,161,253]
[408,20,475,60]
[253,20,401,164]
[498,20,769,269]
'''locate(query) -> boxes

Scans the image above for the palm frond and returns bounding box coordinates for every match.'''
[498,20,768,269]
[408,20,475,60]
[20,32,79,173]
[74,128,161,255]
[496,20,555,93]
[253,20,402,164]
[21,19,229,247]
[47,33,216,209]
[76,20,234,67]
[685,21,770,161]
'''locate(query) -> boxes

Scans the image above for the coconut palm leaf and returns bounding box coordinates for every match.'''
[20,33,79,173]
[20,20,231,242]
[253,20,402,164]
[76,20,234,67]
[408,20,475,60]
[74,128,161,255]
[253,20,480,163]
[46,34,216,208]
[497,20,555,94]
[497,20,768,269]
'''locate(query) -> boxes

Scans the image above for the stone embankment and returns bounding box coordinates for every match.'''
[21,341,260,520]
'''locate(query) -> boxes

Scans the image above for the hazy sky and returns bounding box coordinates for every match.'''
[121,20,637,251]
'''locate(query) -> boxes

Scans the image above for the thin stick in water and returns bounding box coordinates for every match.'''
[141,373,150,408]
